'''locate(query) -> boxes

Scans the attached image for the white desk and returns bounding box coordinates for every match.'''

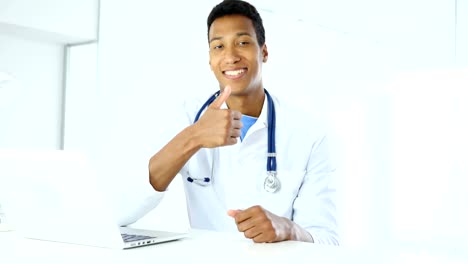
[1,229,467,264]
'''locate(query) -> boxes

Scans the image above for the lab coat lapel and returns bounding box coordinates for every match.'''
[243,93,269,139]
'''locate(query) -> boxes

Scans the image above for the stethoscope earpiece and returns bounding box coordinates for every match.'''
[187,176,211,186]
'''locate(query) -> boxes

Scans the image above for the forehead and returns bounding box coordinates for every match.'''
[209,14,256,39]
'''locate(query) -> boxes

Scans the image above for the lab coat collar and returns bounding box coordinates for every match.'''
[257,94,269,128]
[243,94,269,137]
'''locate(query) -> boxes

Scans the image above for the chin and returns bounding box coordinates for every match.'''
[226,85,244,94]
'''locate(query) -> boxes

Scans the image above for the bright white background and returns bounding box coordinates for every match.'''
[1,0,468,253]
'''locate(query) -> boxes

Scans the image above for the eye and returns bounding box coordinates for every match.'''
[238,41,250,46]
[211,44,223,50]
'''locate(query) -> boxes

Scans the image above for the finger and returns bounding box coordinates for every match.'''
[231,120,244,129]
[209,85,231,109]
[237,205,264,222]
[227,118,242,140]
[232,110,242,121]
[243,226,262,239]
[234,210,252,225]
[225,137,239,146]
[234,206,267,230]
[252,232,274,243]
[231,128,241,139]
[236,217,256,232]
[229,209,255,232]
[227,209,242,217]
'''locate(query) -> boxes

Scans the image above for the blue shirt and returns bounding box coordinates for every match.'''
[240,115,258,141]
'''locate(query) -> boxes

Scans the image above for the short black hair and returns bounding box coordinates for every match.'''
[207,0,265,46]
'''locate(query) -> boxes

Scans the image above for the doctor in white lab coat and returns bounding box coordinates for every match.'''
[142,0,338,245]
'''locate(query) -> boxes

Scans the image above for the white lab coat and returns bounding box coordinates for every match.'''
[120,92,339,245]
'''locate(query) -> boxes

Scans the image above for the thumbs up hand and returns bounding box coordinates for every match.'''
[193,86,243,148]
[208,85,233,110]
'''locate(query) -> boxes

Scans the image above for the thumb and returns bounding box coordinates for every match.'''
[209,85,231,109]
[227,209,242,218]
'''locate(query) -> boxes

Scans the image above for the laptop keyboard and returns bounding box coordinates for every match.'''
[121,233,157,242]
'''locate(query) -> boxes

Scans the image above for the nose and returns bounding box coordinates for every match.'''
[224,47,240,64]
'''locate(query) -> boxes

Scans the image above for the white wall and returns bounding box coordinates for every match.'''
[388,69,468,244]
[0,0,98,225]
[0,0,98,149]
[0,0,98,43]
[0,35,64,149]
[457,0,468,66]
[63,43,99,153]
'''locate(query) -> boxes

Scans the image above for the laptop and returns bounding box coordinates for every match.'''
[0,149,188,249]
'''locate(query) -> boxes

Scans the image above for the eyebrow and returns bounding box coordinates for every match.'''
[209,32,252,43]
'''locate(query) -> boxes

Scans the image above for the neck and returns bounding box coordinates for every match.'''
[226,88,265,117]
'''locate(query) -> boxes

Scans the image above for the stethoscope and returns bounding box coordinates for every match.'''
[187,88,281,193]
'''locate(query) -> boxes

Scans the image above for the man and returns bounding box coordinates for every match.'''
[147,0,338,244]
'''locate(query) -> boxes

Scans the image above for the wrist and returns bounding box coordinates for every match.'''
[287,219,314,243]
[183,125,203,150]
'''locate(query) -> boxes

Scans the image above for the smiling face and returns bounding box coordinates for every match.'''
[208,15,268,97]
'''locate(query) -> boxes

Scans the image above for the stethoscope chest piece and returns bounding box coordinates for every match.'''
[264,171,281,193]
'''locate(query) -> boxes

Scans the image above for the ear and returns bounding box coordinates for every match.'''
[262,44,269,63]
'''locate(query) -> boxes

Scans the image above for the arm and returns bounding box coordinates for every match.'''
[293,134,339,245]
[148,125,202,191]
[149,86,242,191]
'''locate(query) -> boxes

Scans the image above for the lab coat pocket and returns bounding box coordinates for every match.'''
[260,169,306,218]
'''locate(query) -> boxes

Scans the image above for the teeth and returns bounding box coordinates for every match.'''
[225,69,245,76]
